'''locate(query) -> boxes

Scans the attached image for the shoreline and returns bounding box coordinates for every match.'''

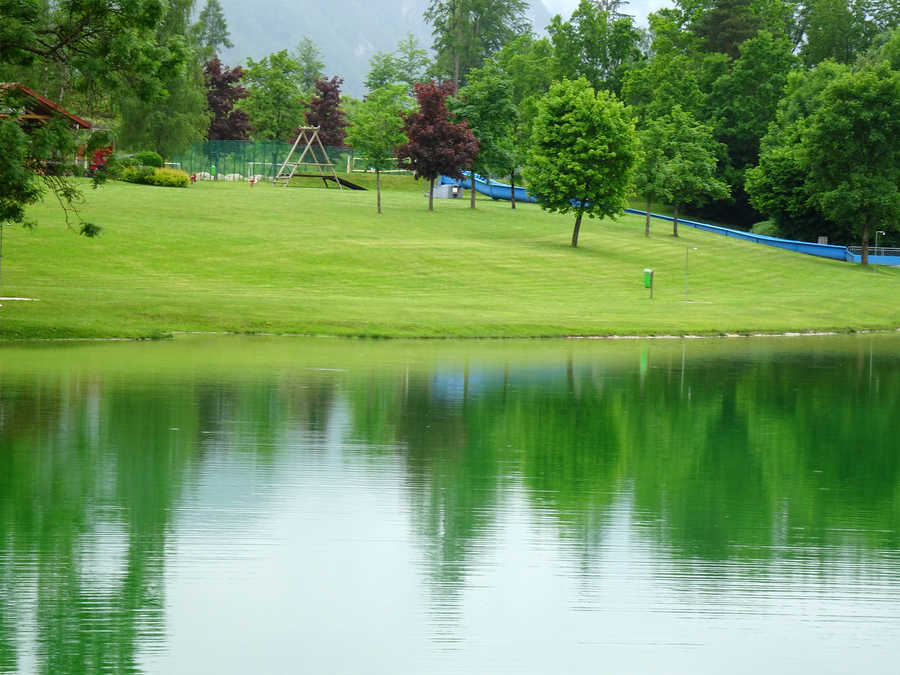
[2,327,899,344]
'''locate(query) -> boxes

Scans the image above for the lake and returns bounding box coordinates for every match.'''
[1,334,899,674]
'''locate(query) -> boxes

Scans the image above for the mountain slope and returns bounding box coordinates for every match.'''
[216,0,552,96]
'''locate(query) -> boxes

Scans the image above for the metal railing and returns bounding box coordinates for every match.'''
[848,246,900,256]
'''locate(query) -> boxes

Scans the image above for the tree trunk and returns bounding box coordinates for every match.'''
[376,169,382,215]
[510,172,517,210]
[572,209,584,247]
[673,203,679,237]
[429,177,435,211]
[645,196,652,237]
[861,218,870,265]
[470,171,476,209]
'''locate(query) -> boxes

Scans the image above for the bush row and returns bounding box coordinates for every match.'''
[121,166,190,188]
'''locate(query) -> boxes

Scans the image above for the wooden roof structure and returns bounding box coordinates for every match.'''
[0,82,92,131]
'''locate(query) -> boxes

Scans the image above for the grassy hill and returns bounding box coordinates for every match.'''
[1,178,897,340]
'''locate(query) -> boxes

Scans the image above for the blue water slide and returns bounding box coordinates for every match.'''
[440,172,537,204]
[437,174,899,265]
[622,209,900,264]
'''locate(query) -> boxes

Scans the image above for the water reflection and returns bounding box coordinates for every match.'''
[1,335,899,673]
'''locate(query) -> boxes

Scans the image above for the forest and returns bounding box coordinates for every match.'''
[1,0,899,252]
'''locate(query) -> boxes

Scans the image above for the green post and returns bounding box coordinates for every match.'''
[643,268,654,299]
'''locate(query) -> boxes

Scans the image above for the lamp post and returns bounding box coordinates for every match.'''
[684,246,698,300]
[874,230,886,272]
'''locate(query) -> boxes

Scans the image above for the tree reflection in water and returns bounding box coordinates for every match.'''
[1,336,898,671]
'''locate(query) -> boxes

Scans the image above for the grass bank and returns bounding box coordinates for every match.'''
[1,179,897,340]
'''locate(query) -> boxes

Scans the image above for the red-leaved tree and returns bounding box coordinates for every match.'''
[302,76,348,147]
[397,81,479,211]
[204,55,252,140]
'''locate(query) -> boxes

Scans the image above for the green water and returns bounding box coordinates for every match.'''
[1,335,899,674]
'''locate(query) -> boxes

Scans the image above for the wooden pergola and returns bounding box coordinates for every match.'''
[0,82,92,132]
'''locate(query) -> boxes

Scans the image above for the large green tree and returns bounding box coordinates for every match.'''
[621,11,706,122]
[0,0,187,234]
[800,62,900,264]
[425,0,529,86]
[799,0,892,66]
[524,78,640,248]
[703,29,798,225]
[744,61,850,242]
[709,30,797,169]
[547,0,644,96]
[116,0,208,157]
[239,50,305,142]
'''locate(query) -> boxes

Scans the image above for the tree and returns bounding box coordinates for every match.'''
[708,30,798,172]
[0,0,182,103]
[621,11,706,122]
[116,0,209,157]
[800,0,886,66]
[364,52,401,93]
[634,117,671,237]
[204,56,252,140]
[689,0,762,58]
[240,50,304,142]
[744,61,850,242]
[394,34,430,90]
[304,76,348,148]
[294,37,324,95]
[193,0,233,54]
[397,81,479,211]
[0,0,188,234]
[452,60,516,209]
[547,0,644,95]
[493,35,555,208]
[655,106,730,236]
[425,0,529,86]
[701,28,797,225]
[346,84,412,214]
[364,35,431,95]
[524,78,640,248]
[800,63,900,264]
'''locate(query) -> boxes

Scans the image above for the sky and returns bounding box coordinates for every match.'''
[541,0,673,25]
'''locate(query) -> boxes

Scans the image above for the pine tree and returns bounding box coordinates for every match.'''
[193,0,233,53]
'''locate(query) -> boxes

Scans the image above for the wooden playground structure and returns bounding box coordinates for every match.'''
[273,126,364,190]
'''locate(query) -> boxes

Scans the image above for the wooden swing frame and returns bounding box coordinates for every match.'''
[273,126,341,189]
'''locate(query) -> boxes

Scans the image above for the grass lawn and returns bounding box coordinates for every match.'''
[0,178,897,340]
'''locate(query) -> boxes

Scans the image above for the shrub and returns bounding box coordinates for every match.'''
[122,165,156,184]
[100,156,124,181]
[121,166,189,188]
[146,167,190,188]
[751,220,780,237]
[133,150,163,167]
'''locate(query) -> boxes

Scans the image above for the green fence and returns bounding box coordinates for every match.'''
[171,140,352,181]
